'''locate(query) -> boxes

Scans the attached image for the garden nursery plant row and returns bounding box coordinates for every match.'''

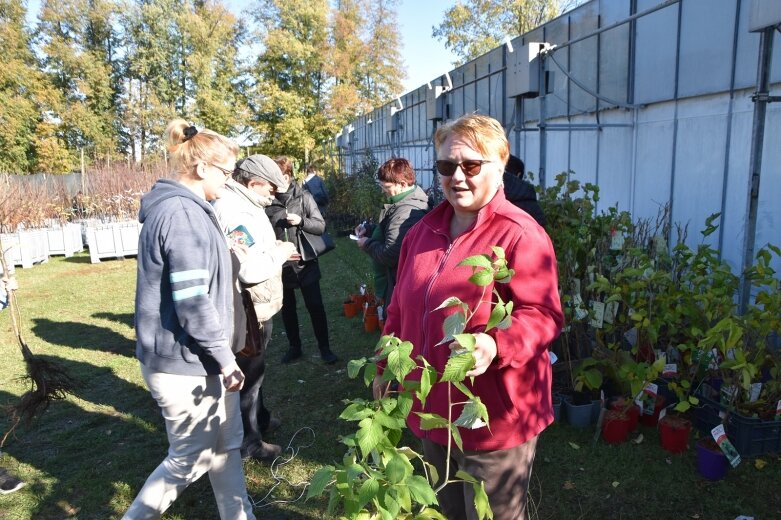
[533,173,781,480]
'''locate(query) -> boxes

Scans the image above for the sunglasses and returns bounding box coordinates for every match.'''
[208,162,234,178]
[435,159,494,177]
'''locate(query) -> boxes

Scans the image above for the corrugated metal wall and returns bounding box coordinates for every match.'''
[331,0,781,272]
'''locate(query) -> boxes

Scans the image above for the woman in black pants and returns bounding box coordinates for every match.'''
[267,157,338,364]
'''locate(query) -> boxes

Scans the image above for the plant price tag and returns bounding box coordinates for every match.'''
[610,229,625,250]
[572,293,588,321]
[748,382,762,402]
[662,363,677,378]
[590,301,605,329]
[603,301,618,324]
[775,400,781,421]
[711,424,741,468]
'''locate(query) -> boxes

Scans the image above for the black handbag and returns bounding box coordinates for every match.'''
[297,228,335,261]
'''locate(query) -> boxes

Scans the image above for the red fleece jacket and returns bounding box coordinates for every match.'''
[383,189,564,451]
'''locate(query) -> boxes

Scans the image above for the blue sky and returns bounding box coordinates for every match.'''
[26,0,459,94]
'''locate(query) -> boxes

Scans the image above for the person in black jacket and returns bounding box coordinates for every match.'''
[503,154,546,228]
[355,158,429,306]
[267,157,338,365]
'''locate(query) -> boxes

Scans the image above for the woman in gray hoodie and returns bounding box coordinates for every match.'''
[124,119,255,520]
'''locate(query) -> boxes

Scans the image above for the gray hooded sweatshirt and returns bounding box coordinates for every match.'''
[135,179,236,376]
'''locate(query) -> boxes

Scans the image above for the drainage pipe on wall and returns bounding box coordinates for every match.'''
[739,26,776,313]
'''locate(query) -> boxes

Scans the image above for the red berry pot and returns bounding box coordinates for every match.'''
[602,409,631,444]
[639,395,666,427]
[658,414,692,454]
[609,398,640,432]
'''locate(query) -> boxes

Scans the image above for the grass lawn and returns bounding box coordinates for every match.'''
[1,236,780,519]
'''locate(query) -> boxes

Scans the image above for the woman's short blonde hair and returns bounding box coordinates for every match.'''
[164,119,238,178]
[434,114,509,165]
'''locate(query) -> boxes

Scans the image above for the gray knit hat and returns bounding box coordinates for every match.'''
[236,154,288,193]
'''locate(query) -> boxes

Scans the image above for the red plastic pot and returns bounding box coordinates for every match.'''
[602,410,631,444]
[610,398,640,432]
[343,301,360,318]
[639,395,666,427]
[659,415,692,454]
[364,314,379,332]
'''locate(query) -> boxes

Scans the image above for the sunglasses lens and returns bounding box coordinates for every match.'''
[436,160,457,176]
[461,160,483,176]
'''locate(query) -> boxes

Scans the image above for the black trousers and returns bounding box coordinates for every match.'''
[237,318,272,452]
[281,280,330,351]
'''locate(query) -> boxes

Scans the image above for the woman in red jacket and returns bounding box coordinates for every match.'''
[374,114,563,519]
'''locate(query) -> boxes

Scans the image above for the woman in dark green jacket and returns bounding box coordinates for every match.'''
[355,158,429,307]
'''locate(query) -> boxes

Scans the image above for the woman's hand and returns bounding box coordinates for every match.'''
[221,361,245,392]
[277,241,300,261]
[286,213,302,226]
[357,237,369,249]
[230,242,250,263]
[354,224,366,237]
[450,332,497,377]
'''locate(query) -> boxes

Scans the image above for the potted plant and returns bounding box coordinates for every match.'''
[696,437,729,480]
[564,358,603,428]
[658,412,693,453]
[602,408,631,444]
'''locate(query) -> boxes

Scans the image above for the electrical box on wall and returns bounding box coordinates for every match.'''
[386,107,400,132]
[427,86,448,121]
[749,0,781,31]
[506,42,552,98]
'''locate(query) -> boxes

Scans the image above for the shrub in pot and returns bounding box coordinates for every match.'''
[696,438,729,481]
[602,409,631,444]
[658,413,692,453]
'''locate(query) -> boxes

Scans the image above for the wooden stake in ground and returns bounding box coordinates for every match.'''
[0,240,75,448]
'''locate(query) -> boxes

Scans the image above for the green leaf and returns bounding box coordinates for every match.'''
[454,469,478,483]
[674,401,690,413]
[473,480,494,519]
[490,246,506,260]
[454,397,489,430]
[356,418,385,458]
[414,507,448,520]
[452,380,475,400]
[458,254,493,268]
[307,465,334,498]
[469,269,494,286]
[485,301,506,332]
[433,296,466,310]
[442,352,475,382]
[340,402,373,421]
[348,358,367,379]
[436,311,467,346]
[417,365,438,405]
[396,481,412,512]
[406,474,438,506]
[453,333,476,352]
[362,362,378,387]
[385,453,412,484]
[387,341,416,382]
[395,391,414,418]
[417,412,449,431]
[450,424,464,452]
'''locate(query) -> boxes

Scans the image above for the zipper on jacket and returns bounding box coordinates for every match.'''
[420,226,455,440]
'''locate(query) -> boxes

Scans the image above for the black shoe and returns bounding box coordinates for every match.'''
[262,416,282,435]
[250,441,282,462]
[320,350,339,364]
[0,470,25,495]
[281,348,302,364]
